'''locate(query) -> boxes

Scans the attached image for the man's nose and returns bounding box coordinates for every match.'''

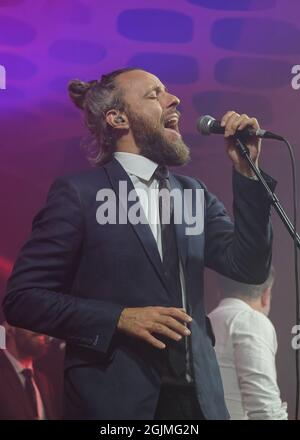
[166,92,180,108]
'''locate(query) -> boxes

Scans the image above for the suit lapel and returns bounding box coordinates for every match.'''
[104,158,169,293]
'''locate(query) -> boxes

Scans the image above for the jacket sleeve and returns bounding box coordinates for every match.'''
[203,169,276,284]
[2,178,124,353]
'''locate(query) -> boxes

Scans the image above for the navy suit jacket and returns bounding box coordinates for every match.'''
[3,158,275,419]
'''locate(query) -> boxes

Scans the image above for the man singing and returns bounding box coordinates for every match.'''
[3,68,275,420]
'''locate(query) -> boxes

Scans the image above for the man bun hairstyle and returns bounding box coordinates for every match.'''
[68,79,97,110]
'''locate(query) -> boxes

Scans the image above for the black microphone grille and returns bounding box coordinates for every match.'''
[196,115,215,135]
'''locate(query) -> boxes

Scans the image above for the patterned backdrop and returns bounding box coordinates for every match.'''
[0,0,299,417]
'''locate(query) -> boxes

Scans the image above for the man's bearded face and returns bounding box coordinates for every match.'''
[126,106,190,166]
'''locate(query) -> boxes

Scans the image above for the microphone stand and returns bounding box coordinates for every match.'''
[235,137,300,250]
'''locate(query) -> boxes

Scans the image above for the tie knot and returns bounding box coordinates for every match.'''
[22,368,33,379]
[153,165,169,182]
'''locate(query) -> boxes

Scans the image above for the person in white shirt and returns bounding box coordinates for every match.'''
[209,267,288,420]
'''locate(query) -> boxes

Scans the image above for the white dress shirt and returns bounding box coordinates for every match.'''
[114,152,192,382]
[4,349,47,420]
[209,298,288,420]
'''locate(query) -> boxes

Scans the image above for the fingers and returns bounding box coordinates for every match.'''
[220,110,236,129]
[238,116,259,132]
[139,329,167,350]
[118,306,193,351]
[137,307,192,349]
[155,321,190,341]
[157,315,191,338]
[150,307,192,345]
[221,111,260,137]
[158,306,192,323]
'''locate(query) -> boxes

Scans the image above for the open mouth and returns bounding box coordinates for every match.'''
[163,115,181,137]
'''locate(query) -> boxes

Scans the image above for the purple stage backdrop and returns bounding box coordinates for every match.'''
[0,0,300,418]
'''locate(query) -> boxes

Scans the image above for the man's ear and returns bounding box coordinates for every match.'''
[105,109,129,129]
[261,286,271,307]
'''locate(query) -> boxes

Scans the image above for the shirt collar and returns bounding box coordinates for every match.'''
[218,297,253,311]
[114,152,158,182]
[3,349,33,374]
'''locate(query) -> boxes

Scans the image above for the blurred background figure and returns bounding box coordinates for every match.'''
[0,321,60,420]
[209,267,288,420]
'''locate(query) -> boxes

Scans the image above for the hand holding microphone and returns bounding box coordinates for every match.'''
[197,111,262,178]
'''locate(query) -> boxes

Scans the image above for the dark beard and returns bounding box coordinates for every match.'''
[127,109,190,166]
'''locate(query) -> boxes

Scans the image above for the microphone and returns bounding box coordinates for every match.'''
[197,115,283,140]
